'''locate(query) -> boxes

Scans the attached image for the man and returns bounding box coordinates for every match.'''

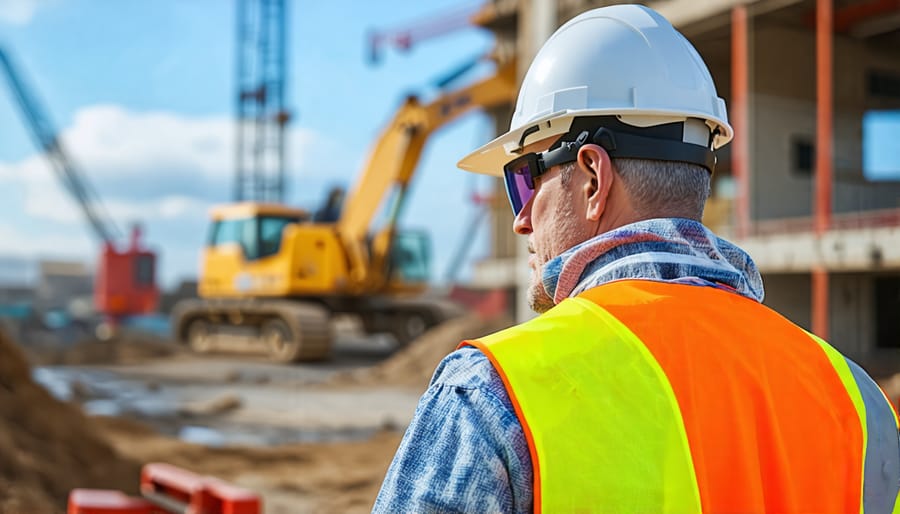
[374,4,900,513]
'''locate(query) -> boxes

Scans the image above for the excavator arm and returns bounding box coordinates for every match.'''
[336,58,516,290]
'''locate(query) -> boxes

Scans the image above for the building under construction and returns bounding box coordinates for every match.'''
[471,0,900,375]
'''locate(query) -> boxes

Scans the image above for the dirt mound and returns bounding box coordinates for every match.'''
[0,329,142,514]
[26,335,185,367]
[328,314,513,390]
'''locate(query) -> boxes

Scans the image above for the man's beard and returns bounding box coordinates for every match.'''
[524,179,590,314]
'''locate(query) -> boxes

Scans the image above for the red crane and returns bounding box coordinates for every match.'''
[0,46,159,321]
[367,3,485,64]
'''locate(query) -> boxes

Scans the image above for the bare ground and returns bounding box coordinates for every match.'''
[93,415,402,514]
[0,314,510,514]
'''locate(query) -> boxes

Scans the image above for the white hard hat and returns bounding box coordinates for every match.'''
[458,4,733,176]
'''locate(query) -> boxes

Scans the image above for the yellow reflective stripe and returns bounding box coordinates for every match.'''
[808,332,866,514]
[478,297,701,513]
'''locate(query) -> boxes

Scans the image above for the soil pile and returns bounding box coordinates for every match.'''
[0,329,141,514]
[328,314,512,390]
[26,335,185,366]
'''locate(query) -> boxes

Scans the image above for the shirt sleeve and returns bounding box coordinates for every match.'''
[372,348,533,514]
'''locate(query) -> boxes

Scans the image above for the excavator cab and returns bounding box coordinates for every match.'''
[387,230,430,287]
[208,211,307,261]
[199,203,312,298]
[200,201,430,299]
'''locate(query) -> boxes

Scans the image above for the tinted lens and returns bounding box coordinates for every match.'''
[503,158,535,215]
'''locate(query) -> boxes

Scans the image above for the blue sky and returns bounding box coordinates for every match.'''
[0,0,498,289]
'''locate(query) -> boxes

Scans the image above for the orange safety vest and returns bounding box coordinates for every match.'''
[463,279,900,513]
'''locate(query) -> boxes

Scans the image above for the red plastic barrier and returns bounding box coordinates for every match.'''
[141,462,262,514]
[67,489,155,514]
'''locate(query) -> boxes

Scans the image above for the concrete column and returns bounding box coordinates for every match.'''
[515,0,557,323]
[812,266,830,339]
[812,0,833,339]
[731,5,751,239]
[815,0,833,235]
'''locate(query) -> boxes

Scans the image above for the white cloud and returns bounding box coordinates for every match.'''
[0,0,43,25]
[0,104,338,285]
[104,194,212,224]
[0,155,80,224]
[0,102,494,288]
[61,105,232,180]
[53,105,328,183]
[0,104,333,226]
[157,195,210,219]
[0,220,92,259]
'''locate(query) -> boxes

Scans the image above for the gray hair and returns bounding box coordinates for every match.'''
[613,158,710,220]
[558,158,709,219]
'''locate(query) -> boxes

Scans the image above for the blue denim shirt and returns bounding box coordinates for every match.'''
[373,218,763,513]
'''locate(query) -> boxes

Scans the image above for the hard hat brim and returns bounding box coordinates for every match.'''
[457,110,575,177]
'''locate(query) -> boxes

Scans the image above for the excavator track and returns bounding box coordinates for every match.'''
[358,296,465,347]
[172,298,333,363]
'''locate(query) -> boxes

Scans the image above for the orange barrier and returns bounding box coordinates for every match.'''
[67,489,154,514]
[68,463,261,514]
[140,462,261,514]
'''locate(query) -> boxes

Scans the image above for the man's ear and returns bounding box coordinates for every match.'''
[577,144,614,222]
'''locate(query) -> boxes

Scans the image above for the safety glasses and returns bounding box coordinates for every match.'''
[503,153,540,216]
[501,120,719,215]
[502,131,587,215]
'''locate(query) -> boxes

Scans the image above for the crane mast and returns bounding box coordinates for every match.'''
[235,0,290,203]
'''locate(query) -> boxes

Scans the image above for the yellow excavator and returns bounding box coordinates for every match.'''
[172,60,516,362]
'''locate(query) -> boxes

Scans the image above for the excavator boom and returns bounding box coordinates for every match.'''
[337,59,516,288]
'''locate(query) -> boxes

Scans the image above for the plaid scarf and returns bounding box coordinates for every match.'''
[542,218,764,304]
